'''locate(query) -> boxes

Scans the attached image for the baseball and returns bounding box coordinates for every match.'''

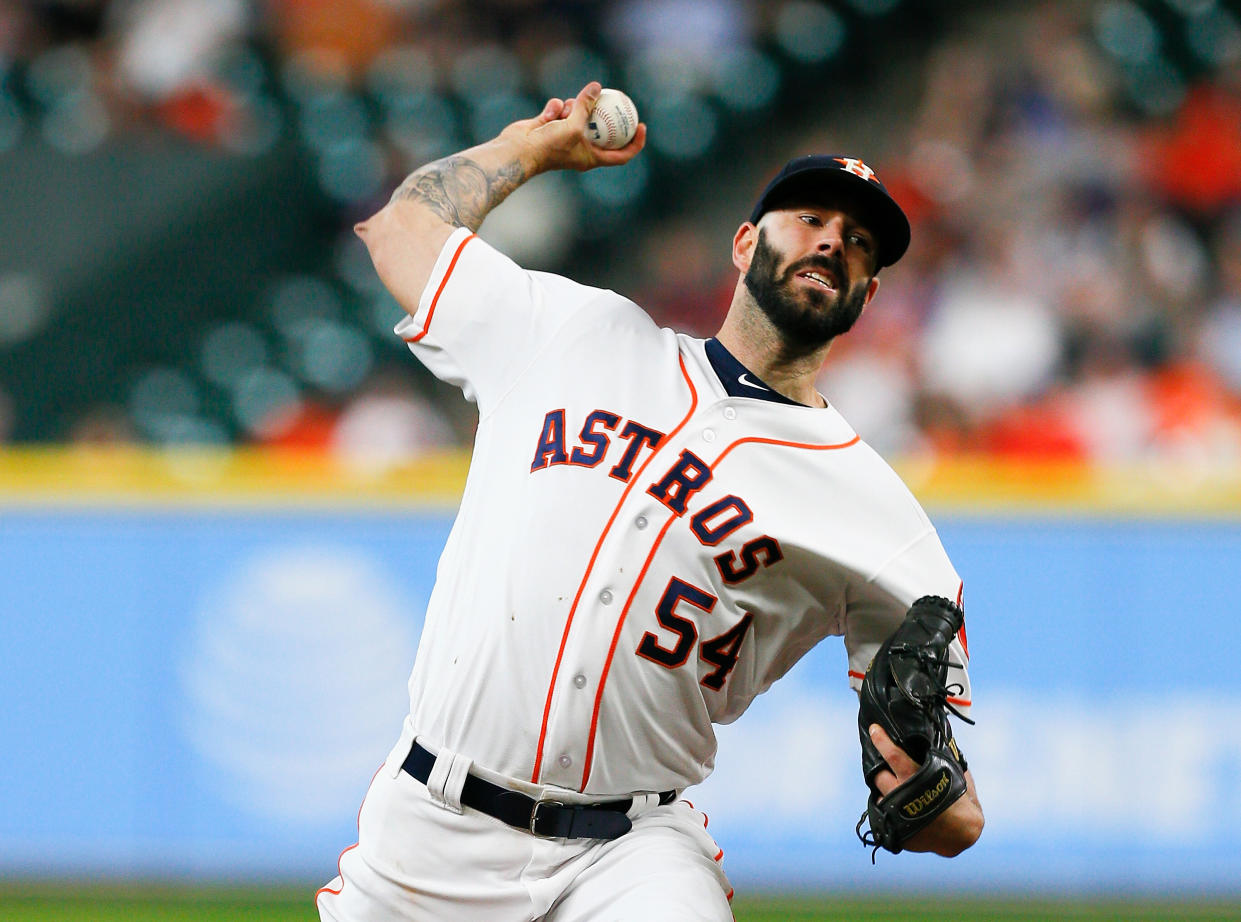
[585,88,639,150]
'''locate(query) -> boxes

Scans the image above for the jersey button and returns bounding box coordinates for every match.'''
[573,673,587,689]
[599,589,614,605]
[723,407,737,421]
[702,428,716,442]
[558,754,573,769]
[635,515,648,530]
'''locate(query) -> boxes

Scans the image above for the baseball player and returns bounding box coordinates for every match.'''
[317,82,984,922]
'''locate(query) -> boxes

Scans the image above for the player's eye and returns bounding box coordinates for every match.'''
[799,214,821,226]
[848,233,873,251]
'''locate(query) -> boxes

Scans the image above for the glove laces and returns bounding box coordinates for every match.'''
[887,643,976,726]
[855,813,884,863]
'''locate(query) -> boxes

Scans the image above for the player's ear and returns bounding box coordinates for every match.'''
[732,222,757,273]
[863,274,880,306]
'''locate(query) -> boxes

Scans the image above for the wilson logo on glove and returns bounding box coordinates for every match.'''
[901,770,952,818]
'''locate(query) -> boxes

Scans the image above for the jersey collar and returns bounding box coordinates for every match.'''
[704,337,810,407]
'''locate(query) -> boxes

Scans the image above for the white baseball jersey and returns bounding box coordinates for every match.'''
[395,227,971,799]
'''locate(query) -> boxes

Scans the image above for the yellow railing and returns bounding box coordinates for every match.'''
[1,447,1239,516]
[896,454,1241,517]
[0,446,470,509]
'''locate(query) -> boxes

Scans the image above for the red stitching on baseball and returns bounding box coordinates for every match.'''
[597,109,617,144]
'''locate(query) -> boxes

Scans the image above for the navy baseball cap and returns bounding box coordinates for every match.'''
[749,155,911,268]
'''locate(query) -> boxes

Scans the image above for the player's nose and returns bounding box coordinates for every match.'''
[814,215,847,253]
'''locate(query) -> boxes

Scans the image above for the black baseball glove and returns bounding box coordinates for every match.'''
[855,595,973,859]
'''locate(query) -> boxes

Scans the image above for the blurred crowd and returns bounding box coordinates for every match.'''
[2,0,1241,469]
[812,2,1241,465]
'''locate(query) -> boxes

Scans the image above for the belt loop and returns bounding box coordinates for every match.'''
[426,745,473,815]
[625,792,659,819]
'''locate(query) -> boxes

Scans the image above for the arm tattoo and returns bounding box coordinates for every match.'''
[390,155,528,231]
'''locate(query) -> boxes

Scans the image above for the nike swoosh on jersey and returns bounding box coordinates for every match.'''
[737,373,769,392]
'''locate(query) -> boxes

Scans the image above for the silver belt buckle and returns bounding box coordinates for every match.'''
[529,799,568,838]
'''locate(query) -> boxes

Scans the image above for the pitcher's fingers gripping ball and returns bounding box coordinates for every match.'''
[855,595,974,858]
[585,88,639,149]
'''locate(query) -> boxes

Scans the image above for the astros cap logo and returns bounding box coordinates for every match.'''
[834,157,878,183]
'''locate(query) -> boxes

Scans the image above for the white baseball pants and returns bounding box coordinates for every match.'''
[316,730,734,922]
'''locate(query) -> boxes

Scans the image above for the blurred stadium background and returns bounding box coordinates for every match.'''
[2,0,1241,918]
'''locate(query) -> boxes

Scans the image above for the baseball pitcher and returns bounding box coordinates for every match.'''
[317,82,984,922]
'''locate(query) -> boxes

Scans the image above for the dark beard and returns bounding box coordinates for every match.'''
[743,229,869,352]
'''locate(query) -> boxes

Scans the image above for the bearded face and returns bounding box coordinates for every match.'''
[742,227,872,352]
